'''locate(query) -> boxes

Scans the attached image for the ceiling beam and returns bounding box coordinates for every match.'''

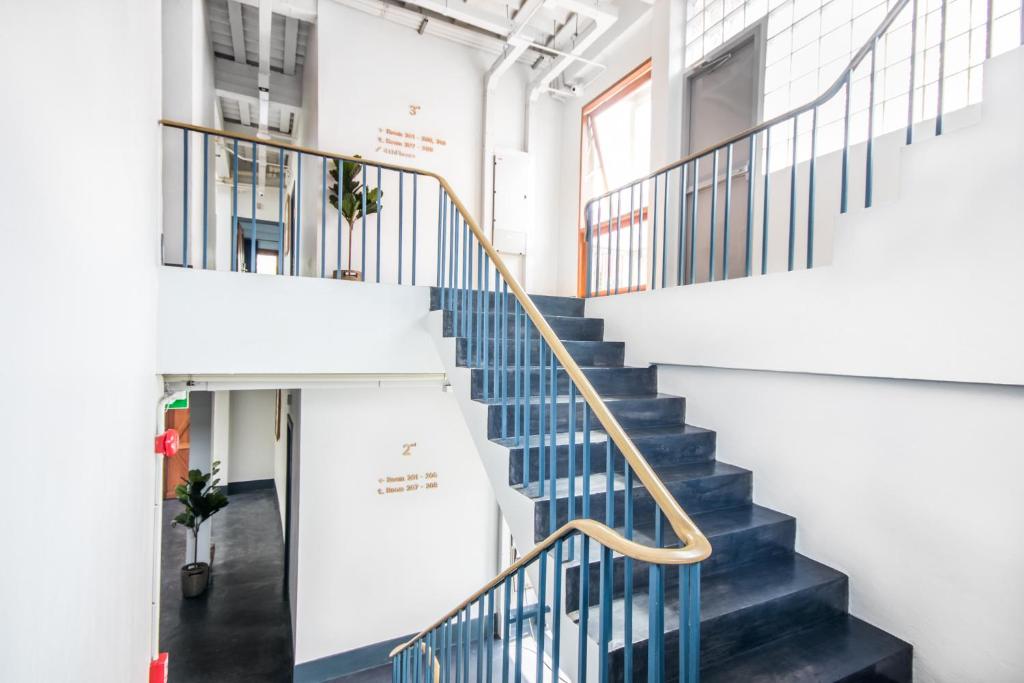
[485,0,548,89]
[238,98,252,125]
[528,10,613,99]
[217,90,303,121]
[214,59,304,107]
[227,0,247,64]
[283,16,299,76]
[235,0,317,22]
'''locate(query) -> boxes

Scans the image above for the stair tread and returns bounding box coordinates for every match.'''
[586,553,847,647]
[701,615,911,682]
[521,461,749,502]
[479,391,676,407]
[494,423,713,450]
[569,504,794,558]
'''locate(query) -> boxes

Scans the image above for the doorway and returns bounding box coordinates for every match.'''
[683,22,765,282]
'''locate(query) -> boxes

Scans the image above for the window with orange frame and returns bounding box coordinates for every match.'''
[577,60,652,297]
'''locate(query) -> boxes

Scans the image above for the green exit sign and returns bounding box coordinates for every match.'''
[165,393,189,411]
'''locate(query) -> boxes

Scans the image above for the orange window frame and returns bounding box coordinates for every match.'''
[577,59,653,297]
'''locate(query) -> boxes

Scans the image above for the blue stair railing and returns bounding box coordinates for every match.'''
[582,0,1024,297]
[158,119,713,682]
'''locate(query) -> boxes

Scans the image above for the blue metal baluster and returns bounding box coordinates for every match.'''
[320,155,326,277]
[866,40,877,209]
[377,167,383,282]
[602,196,610,294]
[514,300,521,445]
[486,588,495,683]
[482,247,488,389]
[549,352,558,534]
[661,171,669,288]
[679,563,701,683]
[414,638,420,683]
[398,171,405,285]
[677,164,687,286]
[762,128,771,274]
[442,619,450,683]
[567,382,577,563]
[295,151,302,275]
[582,404,591,521]
[182,129,189,268]
[501,280,509,439]
[436,187,444,288]
[539,344,547,497]
[477,597,485,683]
[789,117,798,271]
[623,460,633,678]
[746,134,755,277]
[723,144,733,279]
[456,609,463,683]
[651,175,659,289]
[202,133,210,269]
[514,567,525,683]
[439,193,448,309]
[251,144,262,271]
[232,139,239,272]
[412,173,418,285]
[464,220,471,341]
[637,181,644,291]
[907,0,919,145]
[841,74,851,214]
[936,0,947,136]
[585,204,594,298]
[523,316,531,484]
[361,164,368,281]
[709,149,719,281]
[689,157,699,284]
[535,549,547,683]
[463,605,471,683]
[615,190,622,294]
[578,532,590,683]
[648,511,665,683]
[342,160,350,278]
[808,107,818,269]
[599,539,612,683]
[628,183,635,292]
[276,144,283,274]
[452,210,460,335]
[594,199,602,296]
[551,537,563,677]
[605,437,614,527]
[494,268,501,404]
[502,578,511,683]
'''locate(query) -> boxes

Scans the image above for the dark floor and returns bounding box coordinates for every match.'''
[161,489,294,682]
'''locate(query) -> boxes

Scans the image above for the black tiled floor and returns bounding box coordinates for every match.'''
[160,489,294,682]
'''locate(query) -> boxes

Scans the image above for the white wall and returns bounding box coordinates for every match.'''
[0,1,161,680]
[659,365,1024,683]
[294,386,499,664]
[228,390,279,483]
[156,267,442,375]
[309,1,563,293]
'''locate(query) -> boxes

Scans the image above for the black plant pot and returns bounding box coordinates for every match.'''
[181,562,210,598]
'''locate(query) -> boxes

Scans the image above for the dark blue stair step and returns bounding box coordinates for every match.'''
[457,338,625,368]
[582,553,849,679]
[501,424,716,487]
[564,505,796,609]
[527,462,752,543]
[430,287,584,317]
[471,366,656,400]
[701,615,912,682]
[443,310,604,341]
[485,394,686,439]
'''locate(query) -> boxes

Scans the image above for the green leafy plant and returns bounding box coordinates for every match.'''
[172,461,229,567]
[328,157,382,273]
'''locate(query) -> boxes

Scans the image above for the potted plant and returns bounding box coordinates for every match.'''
[172,461,229,598]
[328,156,382,281]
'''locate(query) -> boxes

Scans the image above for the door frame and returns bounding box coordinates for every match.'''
[681,17,768,160]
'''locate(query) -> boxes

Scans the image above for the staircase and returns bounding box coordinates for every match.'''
[431,288,912,681]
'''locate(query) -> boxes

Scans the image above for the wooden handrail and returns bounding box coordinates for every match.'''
[158,118,712,659]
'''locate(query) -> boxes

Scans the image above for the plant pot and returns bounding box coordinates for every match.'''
[333,269,362,281]
[181,562,210,598]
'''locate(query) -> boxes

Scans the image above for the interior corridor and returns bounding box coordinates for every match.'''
[160,489,294,682]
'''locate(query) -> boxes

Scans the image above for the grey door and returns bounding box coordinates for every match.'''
[685,28,763,282]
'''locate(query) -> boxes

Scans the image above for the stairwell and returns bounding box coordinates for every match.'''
[429,289,912,681]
